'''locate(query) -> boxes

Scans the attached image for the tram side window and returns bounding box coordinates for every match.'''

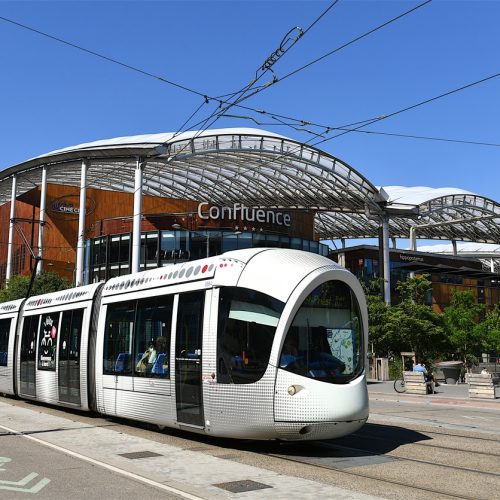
[103,301,135,375]
[59,309,84,362]
[176,291,205,359]
[279,280,364,384]
[38,312,60,371]
[134,295,173,378]
[217,287,284,384]
[0,318,11,366]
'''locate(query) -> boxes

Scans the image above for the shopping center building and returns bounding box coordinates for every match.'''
[1,128,499,308]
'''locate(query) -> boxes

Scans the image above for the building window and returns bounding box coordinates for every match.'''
[87,230,328,281]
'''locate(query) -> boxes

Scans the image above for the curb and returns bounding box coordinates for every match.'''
[368,392,500,411]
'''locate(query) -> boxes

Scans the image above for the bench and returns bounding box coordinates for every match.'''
[468,374,500,399]
[403,371,434,395]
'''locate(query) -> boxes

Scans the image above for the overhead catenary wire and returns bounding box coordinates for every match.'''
[139,1,341,190]
[237,0,432,98]
[222,68,500,149]
[0,15,210,100]
[1,0,339,207]
[211,69,500,194]
[310,70,500,148]
[223,115,500,149]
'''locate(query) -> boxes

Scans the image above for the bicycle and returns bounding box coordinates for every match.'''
[393,378,405,393]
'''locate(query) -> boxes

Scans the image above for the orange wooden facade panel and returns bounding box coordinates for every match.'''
[1,183,315,283]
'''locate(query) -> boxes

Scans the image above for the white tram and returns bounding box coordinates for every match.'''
[0,248,369,440]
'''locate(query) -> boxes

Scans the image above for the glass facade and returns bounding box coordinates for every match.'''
[85,230,329,284]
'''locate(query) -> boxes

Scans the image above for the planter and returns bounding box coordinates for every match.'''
[435,361,463,385]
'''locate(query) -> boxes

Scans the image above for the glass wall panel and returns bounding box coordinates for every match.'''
[253,233,266,248]
[222,233,239,253]
[87,230,330,278]
[279,236,290,248]
[190,231,209,260]
[119,235,130,265]
[141,232,159,269]
[160,232,175,264]
[265,234,279,247]
[109,236,120,264]
[237,232,253,249]
[146,233,158,265]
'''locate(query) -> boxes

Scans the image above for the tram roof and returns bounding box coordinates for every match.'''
[0,128,499,244]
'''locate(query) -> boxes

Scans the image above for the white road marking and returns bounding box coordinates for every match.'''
[0,423,204,500]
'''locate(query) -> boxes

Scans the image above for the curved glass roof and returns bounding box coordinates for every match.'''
[1,128,499,244]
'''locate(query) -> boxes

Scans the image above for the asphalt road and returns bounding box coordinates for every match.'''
[1,394,499,500]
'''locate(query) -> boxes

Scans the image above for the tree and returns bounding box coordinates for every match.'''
[0,272,70,303]
[362,278,389,356]
[383,300,446,359]
[363,275,446,359]
[396,273,432,305]
[475,304,500,355]
[443,290,484,364]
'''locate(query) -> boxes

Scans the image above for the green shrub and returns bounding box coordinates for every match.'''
[388,357,403,380]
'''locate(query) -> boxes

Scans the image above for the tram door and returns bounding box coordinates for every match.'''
[175,291,205,427]
[58,309,83,405]
[20,315,39,397]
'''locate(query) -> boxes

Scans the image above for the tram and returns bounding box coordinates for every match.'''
[0,248,369,440]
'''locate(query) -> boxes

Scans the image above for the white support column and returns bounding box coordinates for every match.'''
[37,166,48,275]
[382,217,391,305]
[490,258,495,273]
[131,158,144,274]
[338,238,346,267]
[5,175,17,282]
[409,226,417,251]
[75,160,88,286]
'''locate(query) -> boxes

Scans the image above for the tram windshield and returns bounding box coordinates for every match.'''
[280,280,364,384]
[217,287,284,384]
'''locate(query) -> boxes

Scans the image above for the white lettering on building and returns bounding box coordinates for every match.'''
[198,202,291,227]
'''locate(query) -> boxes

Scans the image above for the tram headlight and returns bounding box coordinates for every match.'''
[288,385,297,396]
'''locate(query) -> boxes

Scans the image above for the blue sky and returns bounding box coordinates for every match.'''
[1,0,499,211]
